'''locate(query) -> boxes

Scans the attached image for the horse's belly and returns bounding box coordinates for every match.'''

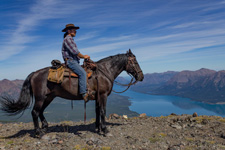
[54,78,81,99]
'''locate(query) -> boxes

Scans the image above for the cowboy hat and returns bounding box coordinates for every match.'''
[62,24,80,32]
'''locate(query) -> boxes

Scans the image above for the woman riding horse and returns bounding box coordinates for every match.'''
[0,49,144,137]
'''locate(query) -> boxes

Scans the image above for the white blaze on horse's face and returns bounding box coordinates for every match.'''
[126,50,144,81]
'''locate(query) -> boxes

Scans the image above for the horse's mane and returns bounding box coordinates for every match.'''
[97,53,127,64]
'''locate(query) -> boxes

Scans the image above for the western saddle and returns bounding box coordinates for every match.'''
[47,59,96,83]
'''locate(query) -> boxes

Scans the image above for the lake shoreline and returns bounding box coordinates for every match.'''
[130,89,225,105]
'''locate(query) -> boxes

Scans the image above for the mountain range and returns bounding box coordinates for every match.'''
[1,68,225,104]
[130,71,178,92]
[130,68,225,103]
[153,68,225,103]
[0,79,23,98]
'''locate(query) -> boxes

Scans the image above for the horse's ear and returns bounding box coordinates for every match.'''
[128,49,133,55]
[127,49,133,56]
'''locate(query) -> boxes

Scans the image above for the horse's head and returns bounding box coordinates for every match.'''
[125,49,144,82]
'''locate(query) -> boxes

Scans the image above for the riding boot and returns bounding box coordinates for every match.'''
[83,69,89,103]
[88,89,96,99]
[82,88,96,102]
[82,93,89,103]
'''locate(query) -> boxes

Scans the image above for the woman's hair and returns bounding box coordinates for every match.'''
[64,32,68,38]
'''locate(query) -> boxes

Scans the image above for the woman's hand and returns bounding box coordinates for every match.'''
[78,53,90,59]
[84,55,90,59]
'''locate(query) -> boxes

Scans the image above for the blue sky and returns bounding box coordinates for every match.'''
[1,0,225,80]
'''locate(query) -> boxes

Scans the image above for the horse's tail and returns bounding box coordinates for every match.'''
[0,72,34,116]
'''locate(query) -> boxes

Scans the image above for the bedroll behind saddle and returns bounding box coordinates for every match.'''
[47,59,95,83]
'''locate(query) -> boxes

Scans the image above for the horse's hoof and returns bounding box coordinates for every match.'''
[102,128,109,134]
[34,129,45,138]
[34,133,43,139]
[95,127,101,133]
[41,127,48,133]
[95,128,101,134]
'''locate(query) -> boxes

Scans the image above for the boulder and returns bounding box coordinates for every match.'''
[139,113,147,118]
[192,112,198,117]
[170,113,177,116]
[109,113,120,119]
[122,115,128,119]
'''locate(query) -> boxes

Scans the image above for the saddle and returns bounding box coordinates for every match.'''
[47,59,96,83]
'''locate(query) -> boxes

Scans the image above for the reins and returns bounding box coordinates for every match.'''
[113,73,138,93]
[96,66,138,93]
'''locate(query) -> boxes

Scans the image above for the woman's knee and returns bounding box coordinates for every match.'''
[75,67,86,76]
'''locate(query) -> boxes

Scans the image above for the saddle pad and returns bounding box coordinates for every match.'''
[64,68,93,78]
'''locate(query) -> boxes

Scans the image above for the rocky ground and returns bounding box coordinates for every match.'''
[1,113,225,150]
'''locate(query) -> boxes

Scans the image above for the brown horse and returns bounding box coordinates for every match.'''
[0,49,144,136]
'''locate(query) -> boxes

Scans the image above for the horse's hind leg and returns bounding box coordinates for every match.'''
[31,98,44,137]
[39,96,55,133]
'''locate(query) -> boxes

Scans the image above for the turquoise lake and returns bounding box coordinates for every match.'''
[114,85,225,117]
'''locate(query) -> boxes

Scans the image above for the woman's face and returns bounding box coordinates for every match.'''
[69,29,77,37]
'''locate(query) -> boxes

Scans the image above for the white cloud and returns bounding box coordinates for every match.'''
[95,35,136,43]
[80,25,225,62]
[76,31,99,42]
[0,0,93,61]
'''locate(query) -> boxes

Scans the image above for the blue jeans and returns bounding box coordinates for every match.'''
[67,59,87,94]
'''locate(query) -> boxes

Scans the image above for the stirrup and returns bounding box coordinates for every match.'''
[82,93,89,103]
[88,90,96,100]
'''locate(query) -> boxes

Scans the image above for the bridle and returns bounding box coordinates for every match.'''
[125,55,143,79]
[97,55,142,93]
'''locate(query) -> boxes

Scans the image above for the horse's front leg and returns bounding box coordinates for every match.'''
[100,94,109,134]
[95,100,100,132]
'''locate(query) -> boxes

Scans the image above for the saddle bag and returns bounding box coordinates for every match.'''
[47,60,64,83]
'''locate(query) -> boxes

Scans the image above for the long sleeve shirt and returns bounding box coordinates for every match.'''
[62,35,80,63]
